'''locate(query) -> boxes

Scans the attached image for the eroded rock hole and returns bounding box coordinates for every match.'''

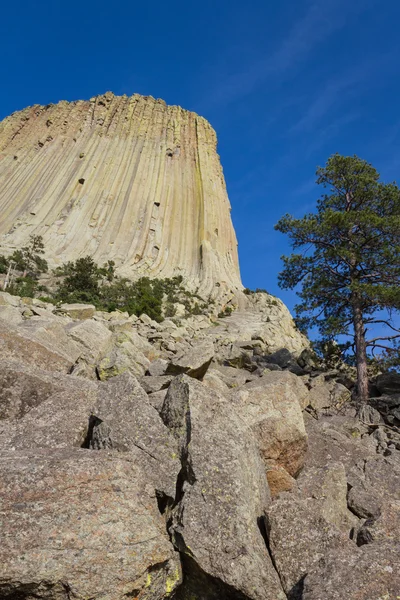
[81,415,103,449]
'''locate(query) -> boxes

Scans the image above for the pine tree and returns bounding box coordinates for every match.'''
[275,154,400,402]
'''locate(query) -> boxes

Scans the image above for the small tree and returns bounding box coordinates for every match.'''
[275,154,400,402]
[11,235,48,276]
[55,256,100,304]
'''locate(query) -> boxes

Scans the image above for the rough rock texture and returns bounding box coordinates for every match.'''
[161,375,286,600]
[1,292,400,600]
[231,371,309,484]
[0,449,181,600]
[0,92,241,297]
[303,542,400,600]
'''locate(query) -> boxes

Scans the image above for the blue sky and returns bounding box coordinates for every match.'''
[1,0,400,313]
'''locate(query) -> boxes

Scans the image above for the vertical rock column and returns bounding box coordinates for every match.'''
[0,93,242,296]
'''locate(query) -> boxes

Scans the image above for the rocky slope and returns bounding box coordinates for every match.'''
[0,93,241,296]
[0,290,399,600]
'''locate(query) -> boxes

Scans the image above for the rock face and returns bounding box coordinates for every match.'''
[0,92,241,296]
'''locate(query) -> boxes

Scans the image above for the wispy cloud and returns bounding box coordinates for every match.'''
[289,65,372,135]
[201,0,377,110]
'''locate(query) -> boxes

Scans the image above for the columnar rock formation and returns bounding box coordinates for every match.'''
[0,92,241,295]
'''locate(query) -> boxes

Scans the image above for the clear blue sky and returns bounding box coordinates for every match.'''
[1,0,400,312]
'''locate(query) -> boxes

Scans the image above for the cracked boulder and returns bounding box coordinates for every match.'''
[2,370,180,499]
[0,448,181,600]
[161,374,286,600]
[230,371,308,494]
[347,454,400,546]
[88,372,180,499]
[265,492,354,599]
[306,375,351,416]
[166,339,214,379]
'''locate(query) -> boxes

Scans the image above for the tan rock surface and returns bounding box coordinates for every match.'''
[0,92,241,297]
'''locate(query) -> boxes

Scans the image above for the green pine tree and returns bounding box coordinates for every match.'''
[275,154,400,402]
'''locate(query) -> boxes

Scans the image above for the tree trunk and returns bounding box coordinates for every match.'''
[353,303,369,402]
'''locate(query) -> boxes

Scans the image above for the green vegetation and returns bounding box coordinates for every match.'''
[218,306,233,318]
[11,235,48,275]
[0,237,210,321]
[276,154,400,401]
[52,258,211,321]
[53,257,193,322]
[1,235,49,296]
[243,287,269,295]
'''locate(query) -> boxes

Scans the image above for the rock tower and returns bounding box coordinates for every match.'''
[0,92,242,295]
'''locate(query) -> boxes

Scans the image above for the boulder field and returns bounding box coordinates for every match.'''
[0,291,399,600]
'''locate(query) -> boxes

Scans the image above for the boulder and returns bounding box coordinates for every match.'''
[58,303,96,319]
[297,462,357,532]
[160,375,286,600]
[348,454,400,546]
[231,371,309,482]
[0,291,20,306]
[88,372,180,498]
[139,375,174,394]
[264,463,297,497]
[0,304,23,325]
[215,343,255,370]
[211,364,248,388]
[66,320,113,363]
[202,370,230,395]
[0,320,79,373]
[0,449,181,600]
[266,492,353,598]
[307,375,351,416]
[148,389,168,413]
[0,360,64,420]
[347,486,382,520]
[370,394,400,425]
[166,339,214,379]
[263,347,306,375]
[302,541,400,600]
[3,374,98,450]
[147,358,169,376]
[97,341,150,380]
[375,372,400,395]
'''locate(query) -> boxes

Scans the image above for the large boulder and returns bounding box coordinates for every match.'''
[0,360,70,421]
[2,373,98,450]
[347,454,400,546]
[231,371,309,491]
[58,302,96,319]
[296,462,357,532]
[307,375,351,416]
[211,365,249,388]
[0,304,23,324]
[166,339,214,379]
[0,448,181,600]
[265,492,353,599]
[97,340,150,380]
[88,372,180,499]
[0,291,21,306]
[66,319,113,363]
[139,375,174,394]
[161,375,286,600]
[375,372,400,395]
[0,320,79,373]
[303,541,400,600]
